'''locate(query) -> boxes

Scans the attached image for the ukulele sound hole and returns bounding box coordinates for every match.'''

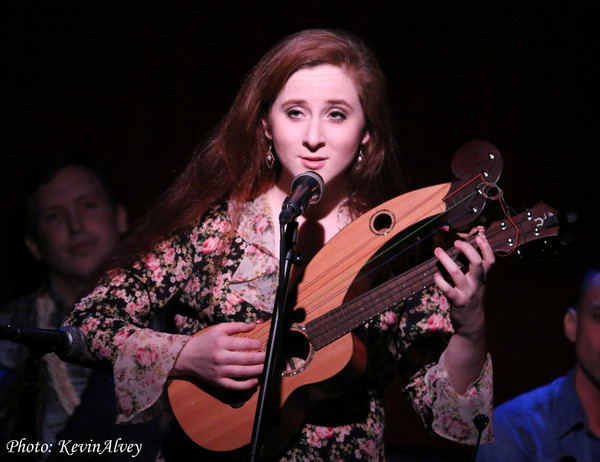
[369,210,395,236]
[282,325,313,376]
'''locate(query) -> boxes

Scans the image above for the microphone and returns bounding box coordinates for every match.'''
[279,171,324,224]
[0,324,87,362]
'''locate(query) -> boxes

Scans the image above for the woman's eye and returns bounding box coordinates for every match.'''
[83,201,99,209]
[286,109,303,119]
[329,110,347,120]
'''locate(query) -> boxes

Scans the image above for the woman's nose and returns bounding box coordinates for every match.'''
[302,118,325,152]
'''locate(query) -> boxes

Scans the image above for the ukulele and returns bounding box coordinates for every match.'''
[168,141,520,452]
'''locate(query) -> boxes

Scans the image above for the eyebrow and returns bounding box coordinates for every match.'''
[279,98,352,107]
[39,192,103,212]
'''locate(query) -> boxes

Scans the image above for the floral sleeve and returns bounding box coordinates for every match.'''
[64,209,231,422]
[382,286,493,444]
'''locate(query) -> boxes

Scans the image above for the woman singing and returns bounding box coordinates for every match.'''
[65,29,494,460]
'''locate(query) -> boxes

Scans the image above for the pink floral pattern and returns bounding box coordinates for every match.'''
[65,194,493,459]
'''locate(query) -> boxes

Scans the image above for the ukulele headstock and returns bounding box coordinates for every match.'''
[485,202,561,255]
[445,140,504,230]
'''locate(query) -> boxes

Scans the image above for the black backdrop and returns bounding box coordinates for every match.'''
[2,0,599,453]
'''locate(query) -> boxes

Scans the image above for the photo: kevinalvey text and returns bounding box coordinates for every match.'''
[5,437,143,458]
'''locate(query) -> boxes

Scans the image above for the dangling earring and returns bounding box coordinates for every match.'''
[266,145,275,170]
[357,148,364,163]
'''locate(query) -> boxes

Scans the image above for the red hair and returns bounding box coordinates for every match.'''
[107,29,408,271]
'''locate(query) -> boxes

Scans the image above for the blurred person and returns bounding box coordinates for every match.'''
[477,264,600,461]
[0,154,160,461]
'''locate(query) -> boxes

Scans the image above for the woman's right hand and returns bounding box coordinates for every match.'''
[170,322,265,390]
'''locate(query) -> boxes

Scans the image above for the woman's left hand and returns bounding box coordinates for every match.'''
[433,230,495,338]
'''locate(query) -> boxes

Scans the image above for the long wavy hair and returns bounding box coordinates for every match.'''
[107,29,409,271]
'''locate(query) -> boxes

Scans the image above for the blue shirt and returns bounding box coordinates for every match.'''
[477,369,600,462]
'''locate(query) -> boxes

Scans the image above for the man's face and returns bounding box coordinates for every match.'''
[575,272,600,389]
[565,272,600,391]
[26,165,127,282]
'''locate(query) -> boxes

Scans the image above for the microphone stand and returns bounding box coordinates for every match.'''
[24,355,43,460]
[12,348,45,461]
[2,324,87,461]
[249,219,302,462]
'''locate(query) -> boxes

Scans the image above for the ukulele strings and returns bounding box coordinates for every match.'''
[292,183,452,301]
[253,186,524,348]
[293,182,460,306]
[321,152,501,286]
[329,181,524,313]
[365,179,501,267]
[294,163,500,316]
[293,153,496,304]
[295,180,527,328]
[295,195,478,317]
[308,204,538,349]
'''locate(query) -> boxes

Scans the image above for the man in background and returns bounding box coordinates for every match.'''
[477,264,600,461]
[0,154,161,461]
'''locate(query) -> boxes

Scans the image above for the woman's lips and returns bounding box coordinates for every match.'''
[300,157,326,170]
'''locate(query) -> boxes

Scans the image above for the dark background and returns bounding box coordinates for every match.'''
[2,0,599,456]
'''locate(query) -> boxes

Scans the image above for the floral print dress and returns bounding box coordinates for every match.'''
[65,194,493,460]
